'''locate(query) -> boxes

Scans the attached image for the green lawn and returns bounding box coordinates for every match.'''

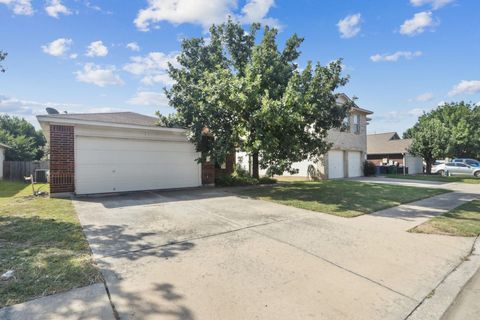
[0,180,101,308]
[237,180,449,217]
[411,199,480,237]
[385,174,480,184]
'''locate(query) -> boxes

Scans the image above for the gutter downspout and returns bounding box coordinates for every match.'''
[403,153,406,176]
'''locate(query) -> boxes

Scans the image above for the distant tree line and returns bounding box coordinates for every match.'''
[405,102,480,173]
[0,115,46,161]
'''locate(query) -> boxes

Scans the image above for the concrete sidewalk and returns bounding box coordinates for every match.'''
[443,255,480,320]
[0,284,115,320]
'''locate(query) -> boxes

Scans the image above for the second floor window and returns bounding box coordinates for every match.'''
[353,114,360,134]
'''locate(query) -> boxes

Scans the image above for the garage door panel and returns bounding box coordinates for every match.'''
[75,136,201,194]
[347,151,362,178]
[328,150,344,179]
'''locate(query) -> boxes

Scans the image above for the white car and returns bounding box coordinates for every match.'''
[432,162,480,177]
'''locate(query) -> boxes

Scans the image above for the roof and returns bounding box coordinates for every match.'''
[367,132,412,155]
[40,112,159,127]
[0,142,10,149]
[337,93,374,115]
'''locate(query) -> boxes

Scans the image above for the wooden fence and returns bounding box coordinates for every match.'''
[2,161,49,181]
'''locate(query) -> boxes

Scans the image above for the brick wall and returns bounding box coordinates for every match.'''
[201,161,215,185]
[50,125,75,193]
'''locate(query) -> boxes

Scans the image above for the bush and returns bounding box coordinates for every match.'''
[258,176,277,184]
[364,161,376,176]
[215,174,277,187]
[215,174,258,187]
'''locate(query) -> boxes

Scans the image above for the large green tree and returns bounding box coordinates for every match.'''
[164,21,350,178]
[408,117,449,174]
[406,101,480,171]
[0,115,46,161]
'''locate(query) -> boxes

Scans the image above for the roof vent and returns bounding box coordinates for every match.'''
[45,107,59,115]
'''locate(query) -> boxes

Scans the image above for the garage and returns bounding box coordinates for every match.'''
[37,111,203,195]
[328,150,344,179]
[75,136,201,195]
[347,151,362,177]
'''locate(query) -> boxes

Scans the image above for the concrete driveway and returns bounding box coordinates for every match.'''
[74,188,476,320]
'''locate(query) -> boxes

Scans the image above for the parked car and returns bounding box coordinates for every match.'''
[433,162,480,177]
[452,158,480,167]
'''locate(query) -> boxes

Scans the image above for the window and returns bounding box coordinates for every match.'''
[352,114,360,134]
[340,117,350,132]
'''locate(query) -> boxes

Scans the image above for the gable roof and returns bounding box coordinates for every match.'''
[367,132,412,155]
[40,112,159,127]
[336,93,374,115]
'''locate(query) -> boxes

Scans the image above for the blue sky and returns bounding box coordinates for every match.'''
[1,0,479,134]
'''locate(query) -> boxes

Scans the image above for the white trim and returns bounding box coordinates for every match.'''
[36,115,187,134]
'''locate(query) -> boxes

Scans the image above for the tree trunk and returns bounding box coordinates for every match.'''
[252,152,259,179]
[426,161,432,174]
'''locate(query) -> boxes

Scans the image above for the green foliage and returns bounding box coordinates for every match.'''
[0,115,46,160]
[363,161,376,176]
[215,174,258,187]
[258,176,277,184]
[406,101,479,173]
[0,50,6,73]
[155,112,185,128]
[164,20,350,177]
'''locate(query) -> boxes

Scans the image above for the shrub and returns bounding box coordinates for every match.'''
[364,161,376,176]
[258,176,277,184]
[215,174,258,187]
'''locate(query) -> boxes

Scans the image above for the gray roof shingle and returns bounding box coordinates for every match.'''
[43,112,159,127]
[367,132,412,154]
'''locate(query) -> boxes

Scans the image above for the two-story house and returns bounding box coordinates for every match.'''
[237,94,373,179]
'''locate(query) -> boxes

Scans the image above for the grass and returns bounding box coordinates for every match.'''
[237,180,449,217]
[0,180,101,308]
[411,199,480,237]
[385,173,480,184]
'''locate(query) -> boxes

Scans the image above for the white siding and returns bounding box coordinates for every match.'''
[405,154,423,174]
[0,148,4,179]
[75,136,201,194]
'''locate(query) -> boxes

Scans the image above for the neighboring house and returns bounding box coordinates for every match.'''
[237,93,373,179]
[0,143,9,179]
[37,112,218,196]
[367,132,423,174]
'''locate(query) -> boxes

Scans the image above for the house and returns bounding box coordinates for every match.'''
[367,132,423,174]
[0,143,9,179]
[237,94,373,179]
[36,112,227,196]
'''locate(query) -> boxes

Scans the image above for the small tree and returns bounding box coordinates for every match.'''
[408,117,449,174]
[165,21,350,178]
[0,115,46,160]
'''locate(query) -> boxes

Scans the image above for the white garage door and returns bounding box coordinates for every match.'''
[75,136,201,194]
[328,150,344,179]
[347,151,362,177]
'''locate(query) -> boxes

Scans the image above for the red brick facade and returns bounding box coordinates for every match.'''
[50,125,75,194]
[201,153,236,185]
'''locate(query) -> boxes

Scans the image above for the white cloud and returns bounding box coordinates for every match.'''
[126,42,140,52]
[86,40,109,57]
[370,51,422,62]
[337,13,362,39]
[41,38,73,57]
[75,63,124,87]
[45,0,70,18]
[127,91,169,106]
[134,0,279,31]
[0,95,124,127]
[239,0,279,27]
[414,92,434,102]
[448,80,480,96]
[0,0,33,15]
[410,0,454,10]
[400,11,437,36]
[123,52,178,86]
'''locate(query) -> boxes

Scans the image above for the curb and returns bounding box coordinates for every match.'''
[407,236,480,320]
